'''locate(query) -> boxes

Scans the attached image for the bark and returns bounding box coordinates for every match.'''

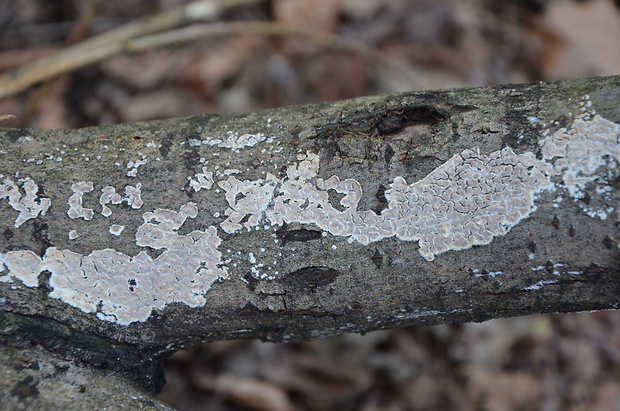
[1,76,619,407]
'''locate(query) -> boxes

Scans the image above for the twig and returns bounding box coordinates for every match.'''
[21,3,99,126]
[124,21,422,89]
[0,0,264,99]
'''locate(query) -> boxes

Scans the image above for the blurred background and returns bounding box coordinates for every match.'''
[1,0,620,409]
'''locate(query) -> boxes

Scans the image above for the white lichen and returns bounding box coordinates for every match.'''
[99,184,143,217]
[188,167,214,192]
[99,186,122,217]
[202,132,267,152]
[67,181,94,220]
[109,224,124,236]
[126,158,147,177]
[0,177,51,227]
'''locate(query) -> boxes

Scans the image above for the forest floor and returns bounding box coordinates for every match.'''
[1,0,620,410]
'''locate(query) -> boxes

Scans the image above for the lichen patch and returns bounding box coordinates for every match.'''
[67,181,95,220]
[109,224,125,236]
[188,167,214,192]
[0,177,51,228]
[126,158,147,177]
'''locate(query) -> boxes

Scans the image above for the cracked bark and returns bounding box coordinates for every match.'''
[1,76,619,409]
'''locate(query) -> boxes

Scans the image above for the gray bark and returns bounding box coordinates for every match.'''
[1,76,619,408]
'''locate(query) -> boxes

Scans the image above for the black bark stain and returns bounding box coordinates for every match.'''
[551,215,560,229]
[314,104,461,142]
[4,128,29,144]
[276,225,322,245]
[613,175,620,191]
[37,270,52,296]
[375,106,451,135]
[603,235,614,250]
[242,272,260,292]
[545,261,555,274]
[10,376,39,399]
[183,149,201,169]
[371,249,383,269]
[375,184,388,204]
[384,145,395,163]
[32,222,52,257]
[0,312,166,393]
[159,133,174,158]
[278,266,342,292]
[568,224,576,237]
[35,185,49,205]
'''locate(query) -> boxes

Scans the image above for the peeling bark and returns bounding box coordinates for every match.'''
[1,76,619,406]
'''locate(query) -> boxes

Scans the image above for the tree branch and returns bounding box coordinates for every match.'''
[1,76,619,405]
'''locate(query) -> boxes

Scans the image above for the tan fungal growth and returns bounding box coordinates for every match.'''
[68,230,79,240]
[0,177,51,227]
[67,181,95,220]
[0,203,227,325]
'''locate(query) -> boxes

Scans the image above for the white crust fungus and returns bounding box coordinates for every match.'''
[188,167,214,192]
[216,132,266,151]
[217,148,551,260]
[198,132,269,152]
[0,177,51,227]
[99,184,143,217]
[123,183,144,209]
[67,181,94,220]
[216,105,618,261]
[540,113,620,198]
[257,147,550,261]
[126,158,147,177]
[0,203,227,325]
[218,175,277,233]
[109,224,124,236]
[99,186,122,217]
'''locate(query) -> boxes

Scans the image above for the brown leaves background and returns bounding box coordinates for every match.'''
[1,1,619,410]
